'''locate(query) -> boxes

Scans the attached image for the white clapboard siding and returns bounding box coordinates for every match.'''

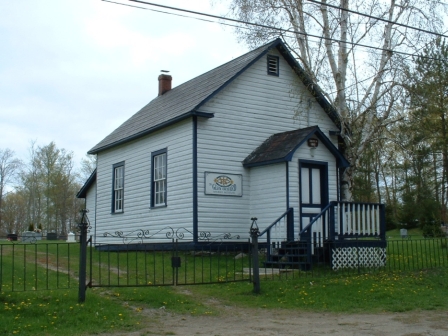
[196,49,340,239]
[95,119,194,243]
[85,182,96,227]
[249,164,287,233]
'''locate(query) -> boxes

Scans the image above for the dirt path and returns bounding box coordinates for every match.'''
[110,306,448,336]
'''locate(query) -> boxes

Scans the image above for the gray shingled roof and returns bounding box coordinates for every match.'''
[88,38,341,154]
[243,126,350,168]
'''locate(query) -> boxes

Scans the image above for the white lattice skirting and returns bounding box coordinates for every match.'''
[332,247,386,270]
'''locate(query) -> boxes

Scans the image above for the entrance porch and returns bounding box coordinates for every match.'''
[259,201,387,270]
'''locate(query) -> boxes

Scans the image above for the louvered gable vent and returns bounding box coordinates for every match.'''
[267,55,279,76]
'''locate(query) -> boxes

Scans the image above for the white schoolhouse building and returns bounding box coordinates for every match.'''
[78,38,386,268]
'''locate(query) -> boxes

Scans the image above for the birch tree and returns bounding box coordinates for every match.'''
[220,0,446,199]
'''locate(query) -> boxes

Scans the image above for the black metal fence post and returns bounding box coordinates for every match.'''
[250,217,260,294]
[78,209,89,303]
[171,239,181,286]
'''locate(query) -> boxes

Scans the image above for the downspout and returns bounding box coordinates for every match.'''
[193,116,198,244]
[94,179,97,245]
[286,161,294,241]
[286,161,290,210]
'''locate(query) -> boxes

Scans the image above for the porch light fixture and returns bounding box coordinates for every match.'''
[307,138,318,147]
[308,138,318,157]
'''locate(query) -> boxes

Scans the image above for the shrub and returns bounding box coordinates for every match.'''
[422,224,445,238]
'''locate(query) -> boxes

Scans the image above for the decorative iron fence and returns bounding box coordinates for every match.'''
[250,237,448,282]
[1,231,447,300]
[0,237,78,292]
[87,237,252,288]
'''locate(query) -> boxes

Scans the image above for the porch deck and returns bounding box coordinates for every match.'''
[259,201,387,270]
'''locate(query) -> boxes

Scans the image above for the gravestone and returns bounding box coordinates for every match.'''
[47,232,57,240]
[22,231,42,243]
[400,228,408,239]
[66,232,76,243]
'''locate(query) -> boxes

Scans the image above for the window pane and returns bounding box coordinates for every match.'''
[114,165,124,212]
[153,152,166,206]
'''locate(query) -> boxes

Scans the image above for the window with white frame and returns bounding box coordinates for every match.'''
[112,162,124,213]
[152,149,167,207]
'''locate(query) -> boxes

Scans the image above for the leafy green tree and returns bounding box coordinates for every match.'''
[0,148,22,229]
[20,142,83,236]
[0,190,27,234]
[351,147,377,203]
[404,38,448,224]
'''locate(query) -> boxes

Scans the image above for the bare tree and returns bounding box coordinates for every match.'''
[79,154,97,183]
[0,148,22,228]
[220,0,446,199]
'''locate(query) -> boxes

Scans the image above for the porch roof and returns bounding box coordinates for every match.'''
[242,126,350,168]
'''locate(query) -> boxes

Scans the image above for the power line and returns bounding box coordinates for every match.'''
[306,0,448,39]
[102,0,445,61]
[101,0,239,29]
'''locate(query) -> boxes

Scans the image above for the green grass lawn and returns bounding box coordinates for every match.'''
[386,228,425,239]
[1,239,448,335]
[190,267,448,313]
[2,268,447,335]
[0,289,141,335]
[0,241,80,293]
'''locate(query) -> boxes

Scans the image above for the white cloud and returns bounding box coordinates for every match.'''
[0,0,248,170]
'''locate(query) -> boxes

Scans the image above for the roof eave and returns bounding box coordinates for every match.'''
[243,158,287,168]
[88,111,214,154]
[311,128,350,168]
[76,169,97,199]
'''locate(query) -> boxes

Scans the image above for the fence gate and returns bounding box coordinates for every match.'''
[78,217,252,301]
[83,238,251,286]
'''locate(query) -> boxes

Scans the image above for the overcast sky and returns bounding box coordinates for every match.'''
[0,0,247,170]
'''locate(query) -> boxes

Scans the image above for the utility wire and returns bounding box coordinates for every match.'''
[102,0,446,61]
[306,0,448,39]
[101,0,240,29]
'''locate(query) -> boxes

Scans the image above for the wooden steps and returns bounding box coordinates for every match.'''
[264,241,311,270]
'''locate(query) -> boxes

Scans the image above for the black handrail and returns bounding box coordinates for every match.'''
[257,208,293,263]
[299,202,334,240]
[258,208,292,237]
